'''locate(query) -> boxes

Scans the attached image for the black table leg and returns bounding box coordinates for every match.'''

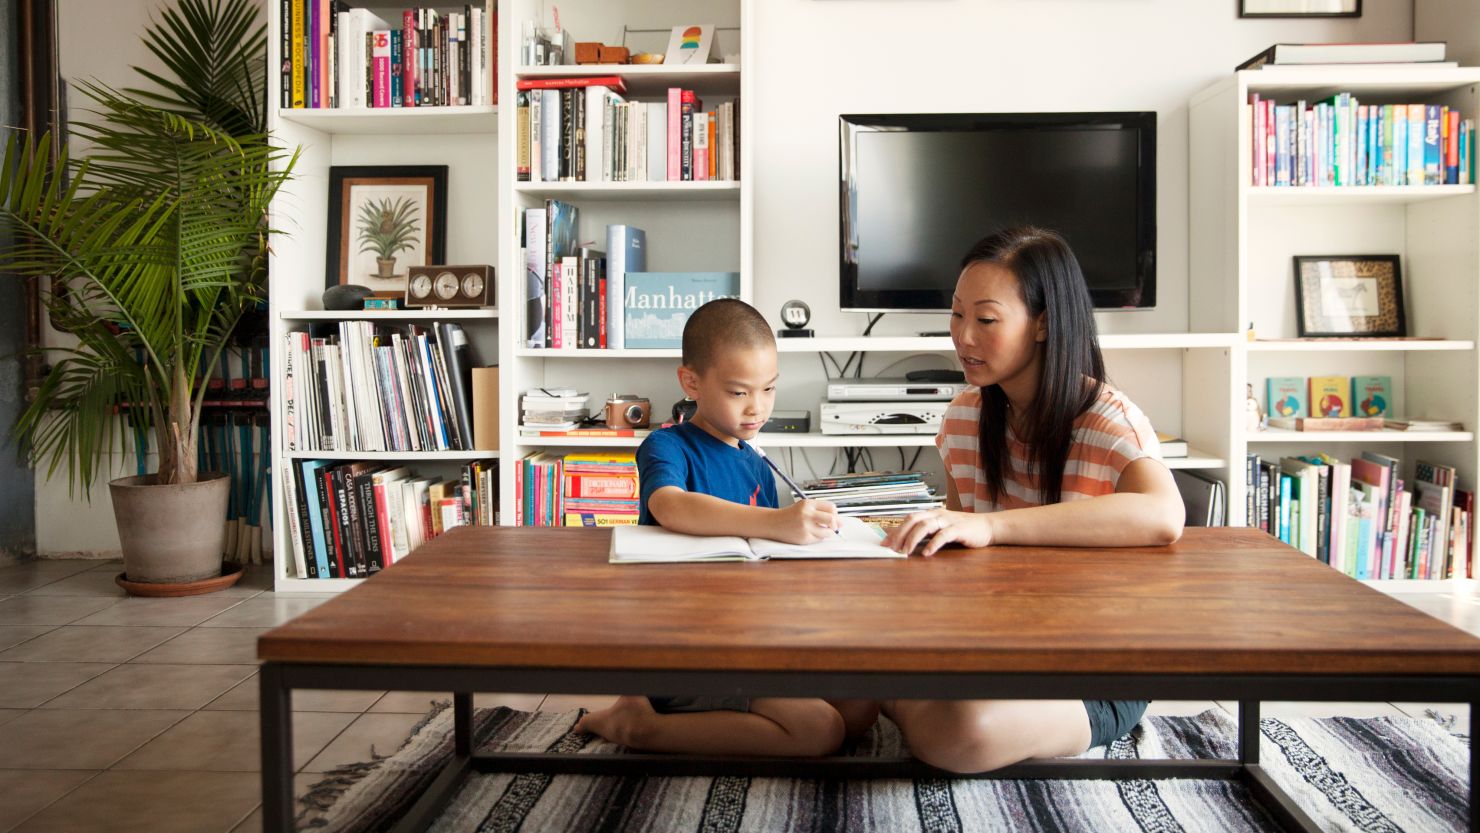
[260,663,294,833]
[455,692,473,756]
[1471,701,1477,833]
[1240,700,1260,765]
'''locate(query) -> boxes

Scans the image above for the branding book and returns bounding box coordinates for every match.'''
[623,272,740,348]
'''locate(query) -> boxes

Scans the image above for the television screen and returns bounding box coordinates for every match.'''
[840,112,1156,311]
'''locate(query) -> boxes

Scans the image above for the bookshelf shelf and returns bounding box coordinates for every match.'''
[280,309,500,321]
[1246,184,1475,206]
[284,450,500,461]
[771,333,1237,354]
[516,64,741,97]
[277,577,365,592]
[511,181,740,201]
[1165,452,1226,470]
[276,105,498,135]
[1246,339,1474,352]
[1248,429,1473,444]
[514,347,682,358]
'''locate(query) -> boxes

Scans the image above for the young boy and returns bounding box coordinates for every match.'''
[574,298,875,756]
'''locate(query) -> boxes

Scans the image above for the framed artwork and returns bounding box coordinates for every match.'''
[1293,255,1405,337]
[326,165,448,292]
[663,24,715,66]
[1239,0,1360,17]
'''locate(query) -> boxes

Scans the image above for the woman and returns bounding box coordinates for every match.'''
[878,226,1185,773]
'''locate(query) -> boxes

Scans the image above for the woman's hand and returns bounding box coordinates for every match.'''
[882,509,993,556]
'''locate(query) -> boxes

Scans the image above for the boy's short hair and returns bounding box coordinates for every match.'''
[681,299,775,371]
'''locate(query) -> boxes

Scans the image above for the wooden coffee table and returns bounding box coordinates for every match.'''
[259,527,1480,833]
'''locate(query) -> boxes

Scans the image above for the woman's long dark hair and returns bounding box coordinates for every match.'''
[964,227,1106,506]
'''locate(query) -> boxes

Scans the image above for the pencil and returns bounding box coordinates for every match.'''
[755,448,840,534]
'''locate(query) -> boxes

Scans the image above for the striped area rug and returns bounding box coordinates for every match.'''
[296,706,1468,833]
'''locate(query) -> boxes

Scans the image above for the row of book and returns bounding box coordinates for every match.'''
[1267,375,1392,419]
[514,77,739,183]
[282,322,480,453]
[798,471,942,519]
[1249,93,1473,187]
[280,3,496,109]
[516,451,639,527]
[280,459,497,579]
[1245,452,1473,580]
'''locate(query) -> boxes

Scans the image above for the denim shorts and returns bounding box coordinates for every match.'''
[1084,699,1148,748]
[648,695,752,714]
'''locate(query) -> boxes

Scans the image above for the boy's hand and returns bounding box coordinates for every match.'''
[770,499,840,545]
[883,510,993,556]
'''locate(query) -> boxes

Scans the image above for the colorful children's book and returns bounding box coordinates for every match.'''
[1308,376,1350,417]
[1266,376,1304,418]
[1351,375,1393,418]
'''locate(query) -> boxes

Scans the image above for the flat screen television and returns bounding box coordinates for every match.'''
[839,112,1157,312]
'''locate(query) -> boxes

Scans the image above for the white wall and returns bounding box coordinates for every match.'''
[37,0,1412,553]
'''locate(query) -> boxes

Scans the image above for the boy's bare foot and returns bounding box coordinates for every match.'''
[573,695,657,747]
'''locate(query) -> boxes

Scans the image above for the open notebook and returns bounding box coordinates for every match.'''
[609,516,905,563]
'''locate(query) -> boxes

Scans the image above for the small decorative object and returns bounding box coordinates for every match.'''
[599,46,631,64]
[574,42,603,64]
[778,299,814,338]
[663,24,714,66]
[404,264,494,309]
[672,397,697,424]
[630,52,664,65]
[1245,384,1265,432]
[1293,255,1404,337]
[326,165,447,294]
[322,284,373,311]
[363,297,401,310]
[1239,0,1359,16]
[605,394,652,429]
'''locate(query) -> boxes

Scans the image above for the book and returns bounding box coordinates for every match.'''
[1237,42,1446,71]
[1351,375,1392,418]
[1266,376,1304,418]
[605,225,646,349]
[1267,416,1384,431]
[1155,433,1188,458]
[1384,418,1463,431]
[1172,470,1225,527]
[1308,375,1350,417]
[515,75,629,94]
[609,516,904,564]
[623,272,741,348]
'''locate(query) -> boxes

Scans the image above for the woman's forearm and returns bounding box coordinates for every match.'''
[988,492,1183,547]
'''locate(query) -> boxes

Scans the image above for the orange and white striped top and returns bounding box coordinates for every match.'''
[936,385,1162,512]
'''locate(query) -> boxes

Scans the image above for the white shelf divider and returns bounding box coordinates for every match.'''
[512,181,740,201]
[1248,429,1474,443]
[1245,184,1475,206]
[1246,338,1473,352]
[284,450,499,461]
[276,105,497,135]
[281,309,499,321]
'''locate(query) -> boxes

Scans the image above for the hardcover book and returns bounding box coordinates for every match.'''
[623,272,741,348]
[1266,376,1304,418]
[1308,375,1350,417]
[605,225,646,349]
[1351,375,1393,418]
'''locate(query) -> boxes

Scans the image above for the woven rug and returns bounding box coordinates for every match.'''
[296,705,1469,833]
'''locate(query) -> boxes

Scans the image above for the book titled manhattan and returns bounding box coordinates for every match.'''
[609,516,904,564]
[1238,42,1447,71]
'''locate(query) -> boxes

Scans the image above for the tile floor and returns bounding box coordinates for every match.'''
[0,557,1471,832]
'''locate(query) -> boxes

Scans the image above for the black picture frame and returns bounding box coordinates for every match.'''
[326,165,448,292]
[1239,0,1360,17]
[1293,255,1405,338]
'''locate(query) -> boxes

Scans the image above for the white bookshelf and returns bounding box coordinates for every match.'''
[1190,67,1480,588]
[265,7,503,593]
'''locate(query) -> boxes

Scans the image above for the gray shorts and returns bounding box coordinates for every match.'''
[648,695,752,714]
[1084,699,1147,748]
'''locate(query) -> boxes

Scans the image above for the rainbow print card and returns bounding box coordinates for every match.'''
[1266,377,1304,418]
[1352,375,1394,418]
[664,24,715,65]
[1308,376,1351,417]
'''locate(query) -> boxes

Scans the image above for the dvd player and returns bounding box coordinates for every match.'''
[826,377,965,402]
[820,401,946,435]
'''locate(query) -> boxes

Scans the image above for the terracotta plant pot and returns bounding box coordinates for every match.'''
[109,472,229,584]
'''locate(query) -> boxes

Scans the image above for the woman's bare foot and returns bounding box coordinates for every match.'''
[573,696,658,747]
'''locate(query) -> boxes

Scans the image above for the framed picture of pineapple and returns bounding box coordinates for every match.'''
[325,165,448,294]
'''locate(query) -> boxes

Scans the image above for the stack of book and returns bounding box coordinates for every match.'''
[283,322,475,453]
[281,4,495,109]
[799,472,943,521]
[281,459,496,579]
[520,388,589,434]
[1245,452,1473,580]
[515,451,563,527]
[515,79,738,183]
[563,452,640,526]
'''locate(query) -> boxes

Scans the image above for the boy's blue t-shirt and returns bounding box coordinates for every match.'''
[637,422,779,525]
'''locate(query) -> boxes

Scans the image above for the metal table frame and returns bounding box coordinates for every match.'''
[259,663,1479,833]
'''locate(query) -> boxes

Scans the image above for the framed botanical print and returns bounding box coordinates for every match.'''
[326,165,448,293]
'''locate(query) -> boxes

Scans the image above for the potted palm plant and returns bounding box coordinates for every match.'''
[357,196,422,280]
[0,0,295,590]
